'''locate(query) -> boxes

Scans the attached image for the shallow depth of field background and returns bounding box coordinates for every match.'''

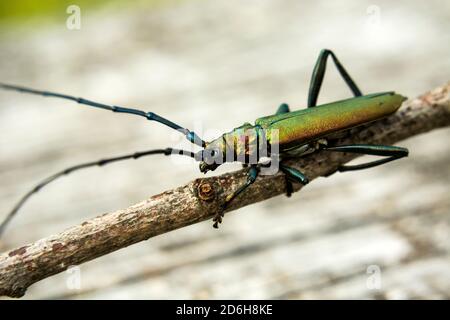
[0,0,449,299]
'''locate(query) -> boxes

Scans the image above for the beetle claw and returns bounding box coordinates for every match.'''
[212,206,225,228]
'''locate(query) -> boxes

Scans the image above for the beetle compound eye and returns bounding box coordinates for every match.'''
[203,149,214,164]
[204,148,222,165]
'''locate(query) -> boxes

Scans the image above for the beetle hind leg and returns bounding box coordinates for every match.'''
[308,49,363,108]
[323,144,409,172]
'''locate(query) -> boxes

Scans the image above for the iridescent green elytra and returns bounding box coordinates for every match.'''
[0,49,409,233]
[258,92,406,150]
[200,91,406,171]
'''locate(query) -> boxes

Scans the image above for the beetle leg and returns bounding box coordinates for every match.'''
[308,49,363,108]
[323,144,409,172]
[285,178,294,197]
[280,163,310,185]
[276,102,290,114]
[213,165,259,228]
[313,138,328,150]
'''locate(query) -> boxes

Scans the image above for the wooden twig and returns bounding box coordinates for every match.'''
[0,83,449,298]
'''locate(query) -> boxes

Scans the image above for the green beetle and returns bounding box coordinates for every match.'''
[0,49,408,233]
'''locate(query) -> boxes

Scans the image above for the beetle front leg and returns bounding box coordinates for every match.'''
[213,165,259,228]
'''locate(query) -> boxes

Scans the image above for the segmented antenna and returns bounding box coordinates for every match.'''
[0,83,206,147]
[0,148,199,237]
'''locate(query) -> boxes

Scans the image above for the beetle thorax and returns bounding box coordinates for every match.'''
[199,123,269,173]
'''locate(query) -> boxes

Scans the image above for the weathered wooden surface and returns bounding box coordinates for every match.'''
[0,0,449,299]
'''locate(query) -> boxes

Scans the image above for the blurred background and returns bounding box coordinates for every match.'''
[0,0,449,299]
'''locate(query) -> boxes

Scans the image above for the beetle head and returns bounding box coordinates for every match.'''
[199,137,227,173]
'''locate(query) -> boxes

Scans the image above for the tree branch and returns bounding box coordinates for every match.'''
[0,83,449,298]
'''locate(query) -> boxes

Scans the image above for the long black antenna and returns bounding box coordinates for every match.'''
[0,83,206,147]
[0,148,200,237]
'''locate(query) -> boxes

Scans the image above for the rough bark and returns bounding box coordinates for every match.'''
[0,83,449,298]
